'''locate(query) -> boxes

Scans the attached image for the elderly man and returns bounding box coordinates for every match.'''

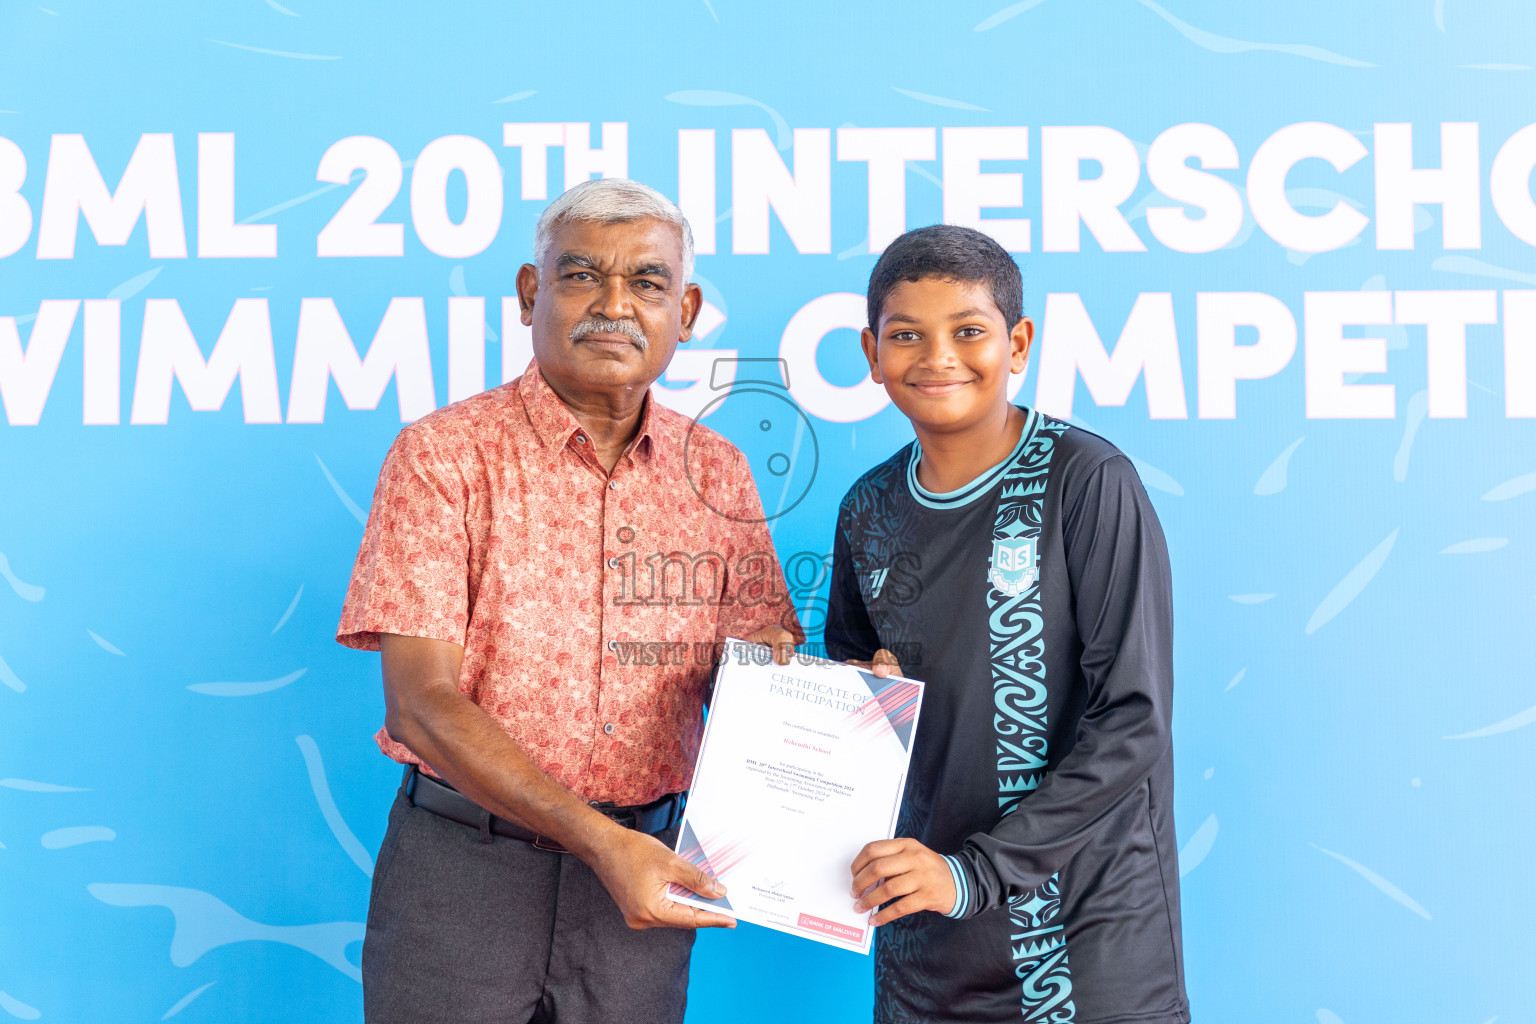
[337,178,803,1024]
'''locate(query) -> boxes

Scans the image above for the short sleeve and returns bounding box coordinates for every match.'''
[712,446,806,645]
[336,426,471,652]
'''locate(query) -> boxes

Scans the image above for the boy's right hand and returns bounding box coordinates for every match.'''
[846,648,904,678]
[849,837,957,924]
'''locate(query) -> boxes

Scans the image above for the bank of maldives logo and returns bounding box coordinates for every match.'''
[988,537,1038,597]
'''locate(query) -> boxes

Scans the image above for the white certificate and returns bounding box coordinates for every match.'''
[668,638,925,954]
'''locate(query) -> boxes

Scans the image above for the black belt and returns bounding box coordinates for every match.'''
[403,765,684,853]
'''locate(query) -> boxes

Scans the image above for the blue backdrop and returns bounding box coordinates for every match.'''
[3,2,1535,1022]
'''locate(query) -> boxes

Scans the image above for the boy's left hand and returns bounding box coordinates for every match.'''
[850,838,956,925]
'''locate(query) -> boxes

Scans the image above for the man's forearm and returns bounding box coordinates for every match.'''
[381,635,626,865]
[378,632,734,931]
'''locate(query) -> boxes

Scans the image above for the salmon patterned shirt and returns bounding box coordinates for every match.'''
[338,361,803,806]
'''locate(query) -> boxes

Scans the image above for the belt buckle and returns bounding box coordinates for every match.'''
[532,834,567,853]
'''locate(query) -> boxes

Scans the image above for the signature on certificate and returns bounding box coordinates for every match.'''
[751,878,794,903]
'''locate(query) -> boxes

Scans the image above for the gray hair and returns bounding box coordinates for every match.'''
[532,178,695,280]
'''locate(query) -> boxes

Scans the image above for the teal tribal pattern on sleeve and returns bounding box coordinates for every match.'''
[987,410,1076,1024]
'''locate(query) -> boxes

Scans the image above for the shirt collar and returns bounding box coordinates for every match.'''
[518,359,677,468]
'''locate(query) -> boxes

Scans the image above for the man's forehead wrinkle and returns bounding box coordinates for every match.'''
[555,249,677,279]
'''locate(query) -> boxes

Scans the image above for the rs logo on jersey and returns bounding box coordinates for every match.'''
[864,567,890,599]
[988,537,1038,597]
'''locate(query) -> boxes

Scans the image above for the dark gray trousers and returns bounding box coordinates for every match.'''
[362,789,694,1024]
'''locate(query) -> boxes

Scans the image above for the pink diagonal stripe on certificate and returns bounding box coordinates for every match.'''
[844,680,921,737]
[670,827,751,899]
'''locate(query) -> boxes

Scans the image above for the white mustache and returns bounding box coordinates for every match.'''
[570,317,647,347]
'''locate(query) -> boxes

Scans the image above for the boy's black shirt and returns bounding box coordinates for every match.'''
[826,409,1189,1024]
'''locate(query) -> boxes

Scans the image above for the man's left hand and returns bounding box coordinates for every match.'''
[741,625,796,666]
[850,838,957,925]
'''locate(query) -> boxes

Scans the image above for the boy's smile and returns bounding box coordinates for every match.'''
[907,376,975,397]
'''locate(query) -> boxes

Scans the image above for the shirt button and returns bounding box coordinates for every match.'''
[575,433,588,445]
[608,479,618,490]
[603,723,616,735]
[607,640,617,651]
[608,557,619,568]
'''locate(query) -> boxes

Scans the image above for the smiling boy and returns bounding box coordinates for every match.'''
[827,225,1189,1024]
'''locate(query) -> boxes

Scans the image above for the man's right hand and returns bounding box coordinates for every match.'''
[589,825,737,931]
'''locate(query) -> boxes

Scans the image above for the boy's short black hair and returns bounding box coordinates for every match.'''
[866,224,1023,330]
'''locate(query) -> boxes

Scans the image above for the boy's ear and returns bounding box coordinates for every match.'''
[861,327,885,384]
[1010,317,1035,374]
